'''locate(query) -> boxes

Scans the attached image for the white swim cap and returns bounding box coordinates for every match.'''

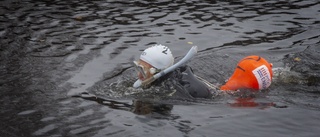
[140,44,174,70]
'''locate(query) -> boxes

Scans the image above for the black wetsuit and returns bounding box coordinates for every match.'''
[153,65,212,98]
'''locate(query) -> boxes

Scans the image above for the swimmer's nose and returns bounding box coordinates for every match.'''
[138,72,145,81]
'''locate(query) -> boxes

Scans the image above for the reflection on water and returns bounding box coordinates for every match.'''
[1,0,320,136]
[72,92,173,116]
[228,97,276,109]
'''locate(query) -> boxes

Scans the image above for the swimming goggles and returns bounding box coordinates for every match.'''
[133,61,148,78]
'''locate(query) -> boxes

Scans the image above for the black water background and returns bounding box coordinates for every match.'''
[1,0,320,137]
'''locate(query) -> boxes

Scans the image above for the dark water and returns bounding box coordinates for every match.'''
[1,0,320,136]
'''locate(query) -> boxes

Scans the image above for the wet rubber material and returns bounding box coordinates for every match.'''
[175,66,212,98]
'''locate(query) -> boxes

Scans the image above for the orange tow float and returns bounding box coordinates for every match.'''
[220,55,273,91]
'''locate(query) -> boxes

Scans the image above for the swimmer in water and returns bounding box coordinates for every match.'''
[73,49,278,114]
[133,44,274,98]
[133,44,212,98]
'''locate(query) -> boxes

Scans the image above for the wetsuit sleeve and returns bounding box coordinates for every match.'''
[176,65,212,98]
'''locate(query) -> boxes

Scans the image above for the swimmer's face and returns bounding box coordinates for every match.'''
[134,60,154,81]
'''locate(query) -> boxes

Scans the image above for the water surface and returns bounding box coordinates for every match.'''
[1,0,320,137]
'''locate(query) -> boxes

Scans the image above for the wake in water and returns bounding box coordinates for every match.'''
[274,44,320,93]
